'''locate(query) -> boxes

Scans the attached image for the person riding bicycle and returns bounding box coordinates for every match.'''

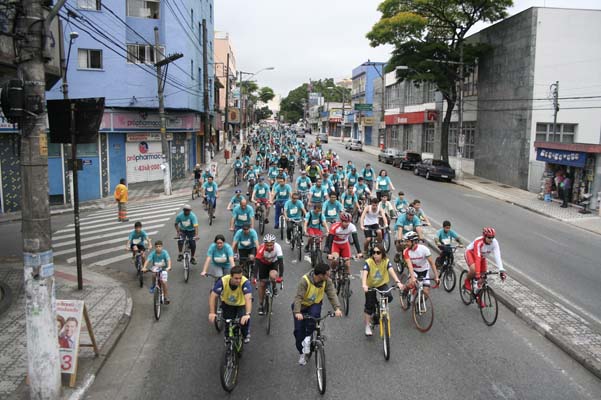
[361,243,404,336]
[411,199,431,226]
[344,160,355,175]
[272,175,292,230]
[230,198,255,232]
[201,175,219,213]
[346,167,359,188]
[353,177,371,203]
[227,189,246,212]
[296,170,312,196]
[402,231,439,298]
[435,220,463,267]
[277,153,290,172]
[321,171,334,194]
[126,221,152,265]
[233,156,243,179]
[200,168,212,185]
[361,163,375,190]
[378,192,396,223]
[375,169,395,201]
[360,197,389,255]
[309,177,328,205]
[304,203,328,252]
[394,191,409,214]
[209,265,252,343]
[305,160,323,183]
[394,206,423,256]
[201,234,236,278]
[232,224,260,269]
[252,177,271,224]
[267,162,280,185]
[324,212,363,275]
[193,164,202,188]
[175,204,199,264]
[284,192,306,244]
[292,263,342,365]
[340,185,358,214]
[463,227,507,293]
[255,234,284,315]
[323,191,344,225]
[142,240,172,304]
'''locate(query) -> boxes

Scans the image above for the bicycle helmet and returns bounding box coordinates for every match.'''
[263,233,276,243]
[339,212,352,223]
[403,231,419,242]
[406,206,416,215]
[482,227,496,237]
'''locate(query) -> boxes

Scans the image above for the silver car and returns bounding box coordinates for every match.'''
[344,139,363,151]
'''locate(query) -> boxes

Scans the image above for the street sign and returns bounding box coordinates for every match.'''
[354,103,373,112]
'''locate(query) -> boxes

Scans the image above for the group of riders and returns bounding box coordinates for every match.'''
[125,125,507,365]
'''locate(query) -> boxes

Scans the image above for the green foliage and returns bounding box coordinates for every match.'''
[255,106,273,121]
[280,78,351,123]
[258,87,275,103]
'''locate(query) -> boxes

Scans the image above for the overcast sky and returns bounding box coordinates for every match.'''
[215,0,601,97]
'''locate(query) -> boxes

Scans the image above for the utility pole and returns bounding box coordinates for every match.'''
[380,69,385,148]
[551,81,559,139]
[17,0,61,397]
[202,19,210,162]
[456,42,465,180]
[224,52,230,142]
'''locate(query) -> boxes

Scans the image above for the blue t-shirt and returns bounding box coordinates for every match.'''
[296,176,311,191]
[128,229,148,245]
[395,198,409,213]
[354,183,369,199]
[147,249,170,267]
[310,185,327,203]
[175,211,198,231]
[229,194,246,208]
[345,164,355,174]
[207,243,235,269]
[376,176,392,192]
[340,192,357,210]
[394,214,421,234]
[284,199,304,220]
[232,204,255,227]
[323,200,343,221]
[233,228,259,249]
[346,172,359,187]
[361,168,375,181]
[245,169,258,182]
[437,228,459,245]
[253,183,270,199]
[202,181,218,197]
[234,160,243,169]
[273,183,292,202]
[305,210,325,229]
[268,167,279,180]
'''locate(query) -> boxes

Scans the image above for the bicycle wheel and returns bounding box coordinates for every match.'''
[280,217,285,240]
[214,298,223,333]
[296,235,302,262]
[400,290,410,311]
[259,214,265,235]
[383,230,391,252]
[183,255,190,283]
[342,280,351,317]
[459,270,472,305]
[315,343,327,395]
[208,203,214,226]
[136,257,143,288]
[412,292,434,333]
[381,315,390,361]
[266,293,273,335]
[234,172,240,186]
[153,286,161,321]
[191,188,196,200]
[479,286,499,326]
[442,268,456,292]
[395,259,405,277]
[220,344,239,393]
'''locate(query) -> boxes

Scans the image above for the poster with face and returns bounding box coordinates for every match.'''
[56,300,84,374]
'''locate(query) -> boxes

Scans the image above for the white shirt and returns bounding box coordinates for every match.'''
[403,244,431,271]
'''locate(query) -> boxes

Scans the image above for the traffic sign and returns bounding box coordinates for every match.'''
[354,103,373,112]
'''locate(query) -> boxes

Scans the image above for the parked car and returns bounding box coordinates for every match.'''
[414,159,456,181]
[397,151,422,170]
[296,130,305,138]
[319,133,329,143]
[378,148,402,165]
[344,139,363,151]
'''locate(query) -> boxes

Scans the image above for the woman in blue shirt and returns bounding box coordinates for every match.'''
[201,234,236,278]
[375,169,395,201]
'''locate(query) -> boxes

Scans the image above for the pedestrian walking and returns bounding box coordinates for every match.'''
[560,175,571,208]
[114,178,129,222]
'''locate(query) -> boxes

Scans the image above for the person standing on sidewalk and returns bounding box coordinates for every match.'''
[114,178,129,222]
[560,175,571,208]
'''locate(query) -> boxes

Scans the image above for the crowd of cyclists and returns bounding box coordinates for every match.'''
[126,125,508,368]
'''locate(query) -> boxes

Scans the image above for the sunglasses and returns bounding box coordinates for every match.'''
[485,236,495,240]
[373,250,382,255]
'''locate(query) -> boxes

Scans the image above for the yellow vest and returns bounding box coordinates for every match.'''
[366,257,390,288]
[301,274,325,307]
[114,184,128,203]
[220,275,248,306]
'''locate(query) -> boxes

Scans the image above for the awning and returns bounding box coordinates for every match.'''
[384,110,437,125]
[536,147,587,168]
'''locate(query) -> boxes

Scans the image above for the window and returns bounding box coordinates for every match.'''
[127,0,159,19]
[422,123,435,153]
[126,44,164,64]
[448,122,475,159]
[48,143,61,158]
[78,0,101,10]
[535,123,576,143]
[78,49,103,69]
[76,142,98,157]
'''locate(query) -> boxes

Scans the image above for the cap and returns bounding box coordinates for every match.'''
[235,189,242,194]
[183,204,192,211]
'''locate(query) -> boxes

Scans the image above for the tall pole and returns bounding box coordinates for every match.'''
[341,91,345,141]
[155,27,171,195]
[18,0,61,397]
[202,19,210,160]
[224,52,230,142]
[551,81,559,139]
[381,70,385,148]
[59,23,74,207]
[456,42,464,180]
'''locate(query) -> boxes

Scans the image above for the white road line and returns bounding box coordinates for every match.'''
[54,219,169,240]
[90,253,137,267]
[52,224,166,247]
[66,244,128,263]
[53,230,159,256]
[64,206,181,228]
[56,216,171,234]
[86,199,186,217]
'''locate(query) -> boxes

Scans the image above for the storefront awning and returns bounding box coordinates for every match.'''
[536,147,587,168]
[384,110,437,125]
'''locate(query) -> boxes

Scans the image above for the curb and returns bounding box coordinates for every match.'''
[421,219,601,380]
[0,280,13,317]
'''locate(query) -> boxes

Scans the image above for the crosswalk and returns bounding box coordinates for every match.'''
[52,197,188,267]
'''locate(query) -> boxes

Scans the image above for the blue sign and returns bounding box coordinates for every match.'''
[536,148,586,168]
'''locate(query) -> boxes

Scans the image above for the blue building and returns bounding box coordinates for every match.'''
[351,61,385,146]
[28,0,214,208]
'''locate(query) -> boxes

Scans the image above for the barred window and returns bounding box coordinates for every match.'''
[422,123,435,153]
[535,123,576,143]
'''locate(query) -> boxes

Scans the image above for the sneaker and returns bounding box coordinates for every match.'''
[164,298,171,305]
[285,239,291,244]
[365,324,373,336]
[298,354,307,366]
[275,277,283,284]
[244,335,251,344]
[302,336,312,354]
[258,306,265,316]
[190,257,197,265]
[149,284,155,294]
[177,254,183,262]
[264,218,269,224]
[464,278,472,291]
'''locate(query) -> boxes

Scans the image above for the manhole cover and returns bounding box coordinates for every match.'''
[479,181,492,184]
[498,184,512,188]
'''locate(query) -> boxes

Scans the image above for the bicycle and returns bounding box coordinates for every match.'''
[131,249,144,288]
[302,312,335,395]
[146,266,167,321]
[400,276,435,333]
[234,167,243,186]
[276,201,287,240]
[262,276,283,335]
[255,201,267,235]
[330,256,351,316]
[298,190,309,205]
[368,286,396,360]
[175,236,192,283]
[192,180,201,200]
[364,227,384,256]
[238,254,254,280]
[205,196,216,226]
[459,270,500,326]
[306,233,324,268]
[206,273,225,332]
[436,245,459,292]
[219,316,245,393]
[289,219,304,262]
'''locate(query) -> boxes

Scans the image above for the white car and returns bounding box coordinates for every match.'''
[344,139,363,151]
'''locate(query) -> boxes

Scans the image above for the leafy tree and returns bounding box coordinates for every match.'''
[367,0,512,161]
[280,78,351,123]
[255,106,273,121]
[258,87,275,103]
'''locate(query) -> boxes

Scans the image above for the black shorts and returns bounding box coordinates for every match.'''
[364,224,380,237]
[130,244,145,251]
[364,283,392,315]
[255,259,279,280]
[238,248,256,260]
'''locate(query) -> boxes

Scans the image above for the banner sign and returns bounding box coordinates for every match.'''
[56,300,84,374]
[228,108,241,124]
[354,103,373,112]
[536,148,587,168]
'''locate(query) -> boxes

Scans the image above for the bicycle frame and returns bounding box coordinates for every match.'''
[370,287,394,337]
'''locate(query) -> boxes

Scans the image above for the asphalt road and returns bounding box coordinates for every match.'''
[74,174,601,399]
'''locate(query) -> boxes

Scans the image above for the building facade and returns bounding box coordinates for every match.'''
[214,31,237,148]
[351,61,385,145]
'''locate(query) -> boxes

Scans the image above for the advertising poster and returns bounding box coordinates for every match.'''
[56,300,84,374]
[126,134,164,183]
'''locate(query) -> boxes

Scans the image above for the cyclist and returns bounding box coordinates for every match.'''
[232,224,260,272]
[201,175,218,213]
[375,169,395,201]
[361,163,375,190]
[209,265,252,343]
[361,244,404,336]
[292,263,342,365]
[344,160,355,174]
[394,191,409,214]
[323,191,344,224]
[411,199,431,226]
[126,221,152,265]
[233,156,243,180]
[331,165,345,195]
[201,234,236,278]
[267,162,280,185]
[354,177,371,204]
[305,160,323,183]
[295,170,312,198]
[227,189,246,212]
[255,234,284,315]
[324,212,363,275]
[252,177,271,224]
[175,204,199,264]
[360,197,389,254]
[200,168,212,185]
[193,164,202,193]
[435,220,463,267]
[394,206,423,248]
[272,175,292,230]
[321,171,334,194]
[340,185,358,215]
[142,240,172,303]
[345,167,359,188]
[230,198,255,232]
[309,177,328,205]
[284,192,306,244]
[463,227,507,293]
[378,192,397,223]
[304,203,328,252]
[403,231,439,297]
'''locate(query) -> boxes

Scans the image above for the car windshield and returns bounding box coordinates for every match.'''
[432,160,450,167]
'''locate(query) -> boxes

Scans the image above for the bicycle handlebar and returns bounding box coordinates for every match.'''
[301,311,335,321]
[368,286,397,294]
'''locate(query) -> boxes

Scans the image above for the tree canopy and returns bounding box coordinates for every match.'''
[280,78,351,123]
[367,0,512,161]
[258,87,275,104]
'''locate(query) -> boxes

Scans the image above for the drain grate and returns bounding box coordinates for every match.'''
[498,184,512,189]
[479,181,492,184]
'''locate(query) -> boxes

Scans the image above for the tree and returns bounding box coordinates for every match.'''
[280,78,351,123]
[255,106,273,121]
[367,0,512,161]
[258,86,275,103]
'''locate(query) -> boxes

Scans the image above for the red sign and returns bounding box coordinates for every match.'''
[385,111,437,125]
[329,118,342,123]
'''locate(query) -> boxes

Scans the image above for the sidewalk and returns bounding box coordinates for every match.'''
[0,265,131,399]
[0,148,236,225]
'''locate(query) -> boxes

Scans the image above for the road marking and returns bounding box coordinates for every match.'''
[64,206,181,228]
[85,199,186,217]
[90,253,140,267]
[66,244,130,263]
[56,216,171,234]
[52,224,166,248]
[53,230,159,256]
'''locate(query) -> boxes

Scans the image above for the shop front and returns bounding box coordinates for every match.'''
[384,110,437,150]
